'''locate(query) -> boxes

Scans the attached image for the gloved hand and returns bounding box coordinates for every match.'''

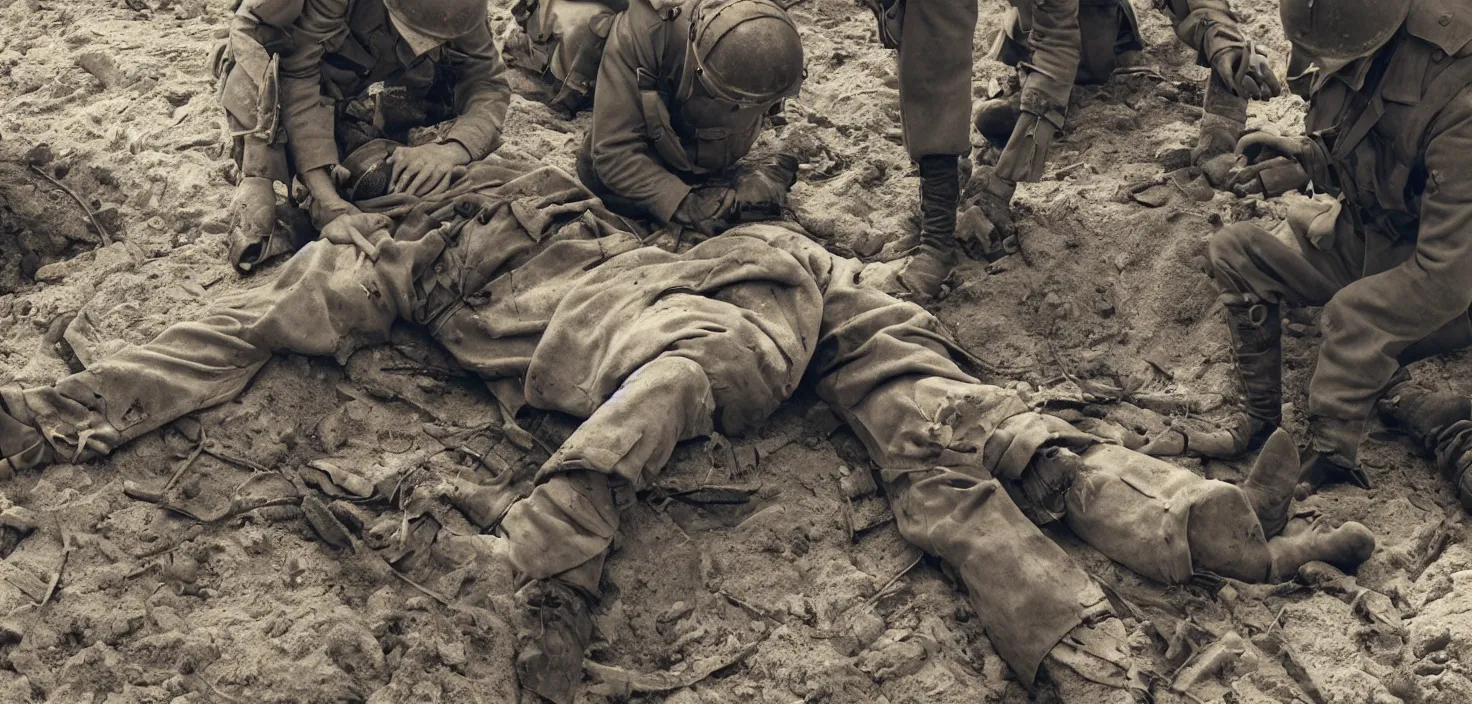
[1207,36,1282,100]
[732,154,800,222]
[321,213,393,261]
[672,187,735,235]
[1231,131,1312,197]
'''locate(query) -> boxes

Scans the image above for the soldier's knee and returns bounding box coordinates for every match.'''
[1207,223,1273,278]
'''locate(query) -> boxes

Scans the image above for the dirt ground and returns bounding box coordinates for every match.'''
[0,0,1469,702]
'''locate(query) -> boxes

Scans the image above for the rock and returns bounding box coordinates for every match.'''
[852,230,886,258]
[1412,626,1451,659]
[840,468,878,499]
[1131,184,1173,208]
[836,608,885,656]
[76,52,126,90]
[1155,146,1192,172]
[24,143,52,167]
[658,601,695,624]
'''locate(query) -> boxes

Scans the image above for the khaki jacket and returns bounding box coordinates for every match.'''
[587,0,769,224]
[1293,1,1472,422]
[234,0,511,175]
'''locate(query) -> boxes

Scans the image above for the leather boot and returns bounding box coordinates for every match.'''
[515,579,594,704]
[1379,381,1472,508]
[1221,294,1282,457]
[1267,518,1377,582]
[1043,617,1150,703]
[0,387,51,480]
[974,96,1021,150]
[1240,428,1299,537]
[899,155,960,299]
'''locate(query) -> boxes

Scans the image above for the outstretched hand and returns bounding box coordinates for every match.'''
[321,212,393,261]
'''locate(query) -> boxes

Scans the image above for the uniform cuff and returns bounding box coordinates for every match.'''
[649,183,691,225]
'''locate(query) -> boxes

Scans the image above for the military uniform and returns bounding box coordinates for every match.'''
[221,0,511,197]
[1209,2,1472,468]
[574,0,793,226]
[985,0,1252,183]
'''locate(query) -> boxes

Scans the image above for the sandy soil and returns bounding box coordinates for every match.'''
[0,0,1469,702]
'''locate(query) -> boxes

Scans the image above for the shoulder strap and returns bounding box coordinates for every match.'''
[636,67,695,172]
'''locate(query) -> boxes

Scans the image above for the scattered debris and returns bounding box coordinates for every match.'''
[584,640,761,696]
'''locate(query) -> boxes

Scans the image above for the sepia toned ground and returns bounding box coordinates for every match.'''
[0,0,1468,702]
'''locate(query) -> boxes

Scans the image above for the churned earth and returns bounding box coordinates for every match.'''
[0,0,1468,702]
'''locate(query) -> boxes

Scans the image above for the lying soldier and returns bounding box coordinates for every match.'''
[216,0,511,272]
[891,0,1283,297]
[1205,0,1472,500]
[0,149,1374,703]
[574,0,805,235]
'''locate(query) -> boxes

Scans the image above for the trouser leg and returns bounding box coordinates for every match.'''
[502,355,715,593]
[12,236,444,465]
[995,0,1080,185]
[813,256,1105,685]
[896,0,976,161]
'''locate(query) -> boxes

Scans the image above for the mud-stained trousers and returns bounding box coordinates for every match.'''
[1208,218,1472,437]
[895,0,979,160]
[12,213,1314,684]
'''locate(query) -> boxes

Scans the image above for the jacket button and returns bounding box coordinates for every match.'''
[1441,13,1453,26]
[1434,49,1447,62]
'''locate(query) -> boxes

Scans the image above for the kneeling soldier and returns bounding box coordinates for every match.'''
[1206,0,1472,499]
[218,0,511,271]
[574,0,805,235]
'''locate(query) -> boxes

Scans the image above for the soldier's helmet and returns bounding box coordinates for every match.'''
[688,0,805,106]
[1280,0,1411,73]
[384,0,489,43]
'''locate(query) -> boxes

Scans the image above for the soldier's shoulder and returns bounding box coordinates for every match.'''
[1407,0,1472,57]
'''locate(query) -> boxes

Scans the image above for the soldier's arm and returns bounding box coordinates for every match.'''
[278,0,351,179]
[1155,0,1241,66]
[442,22,512,161]
[1312,94,1472,422]
[589,9,690,224]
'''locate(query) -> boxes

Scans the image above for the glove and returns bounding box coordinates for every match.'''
[672,187,735,235]
[731,155,799,222]
[1231,132,1312,197]
[1206,32,1282,100]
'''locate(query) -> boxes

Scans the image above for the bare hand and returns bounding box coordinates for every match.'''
[321,212,393,261]
[387,142,471,198]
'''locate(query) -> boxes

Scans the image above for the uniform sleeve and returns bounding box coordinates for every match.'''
[1155,0,1239,66]
[441,22,512,160]
[1309,93,1472,422]
[278,0,351,175]
[1017,0,1080,110]
[588,8,690,224]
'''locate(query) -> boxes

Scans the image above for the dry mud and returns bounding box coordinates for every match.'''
[0,0,1469,702]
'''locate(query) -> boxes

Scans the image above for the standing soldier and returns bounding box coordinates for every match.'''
[881,0,1282,298]
[218,0,511,271]
[1206,0,1472,498]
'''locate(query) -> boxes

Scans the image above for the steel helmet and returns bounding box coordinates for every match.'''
[341,139,400,201]
[687,0,804,106]
[384,0,489,44]
[1280,0,1411,73]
